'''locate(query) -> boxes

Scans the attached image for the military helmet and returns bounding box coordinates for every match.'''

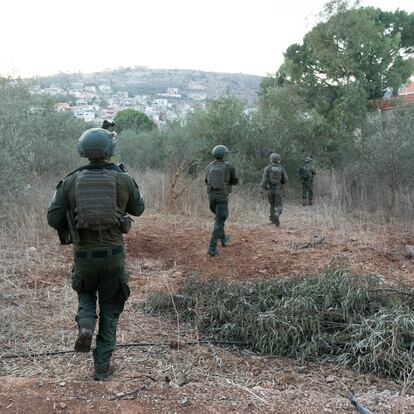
[305,156,312,163]
[269,153,281,163]
[212,145,229,159]
[77,128,117,159]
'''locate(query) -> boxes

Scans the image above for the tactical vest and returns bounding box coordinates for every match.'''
[74,169,120,230]
[301,165,313,179]
[268,164,283,185]
[207,161,229,190]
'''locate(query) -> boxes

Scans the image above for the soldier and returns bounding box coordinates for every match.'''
[298,156,316,205]
[205,145,239,256]
[47,128,145,381]
[260,153,288,226]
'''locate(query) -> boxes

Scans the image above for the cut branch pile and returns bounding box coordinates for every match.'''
[144,265,414,385]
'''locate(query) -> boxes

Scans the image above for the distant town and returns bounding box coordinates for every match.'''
[31,68,263,129]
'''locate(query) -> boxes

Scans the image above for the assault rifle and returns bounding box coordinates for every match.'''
[56,211,80,245]
[66,210,80,244]
[102,119,115,130]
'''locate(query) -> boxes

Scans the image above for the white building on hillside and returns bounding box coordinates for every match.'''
[99,85,112,94]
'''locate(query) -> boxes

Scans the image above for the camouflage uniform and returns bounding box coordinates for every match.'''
[205,151,239,256]
[298,158,316,205]
[47,158,144,380]
[260,154,288,226]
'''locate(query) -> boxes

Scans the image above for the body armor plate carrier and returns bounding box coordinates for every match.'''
[75,169,119,230]
[207,161,228,190]
[301,165,313,179]
[269,165,283,185]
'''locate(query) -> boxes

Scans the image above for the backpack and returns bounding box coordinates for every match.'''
[268,165,282,185]
[207,161,228,190]
[74,169,120,230]
[300,164,312,179]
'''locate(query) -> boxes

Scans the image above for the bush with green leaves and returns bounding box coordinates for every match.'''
[117,129,165,170]
[145,265,414,384]
[114,108,157,134]
[0,79,88,199]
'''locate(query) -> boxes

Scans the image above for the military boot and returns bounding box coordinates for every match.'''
[275,215,280,227]
[271,214,280,227]
[221,235,230,247]
[207,247,219,256]
[94,361,112,381]
[309,199,313,205]
[302,198,307,206]
[74,327,94,353]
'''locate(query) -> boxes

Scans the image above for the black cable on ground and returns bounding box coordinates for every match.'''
[0,340,247,360]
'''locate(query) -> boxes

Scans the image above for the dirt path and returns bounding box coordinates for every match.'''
[127,211,414,283]
[1,211,414,413]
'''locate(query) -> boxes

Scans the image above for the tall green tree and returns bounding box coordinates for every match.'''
[263,4,414,164]
[185,92,256,179]
[256,85,311,172]
[275,6,414,100]
[114,108,157,134]
[186,92,250,152]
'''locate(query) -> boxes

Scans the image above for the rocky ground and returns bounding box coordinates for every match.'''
[1,206,414,413]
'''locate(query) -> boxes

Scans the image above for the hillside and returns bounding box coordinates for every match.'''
[34,67,264,103]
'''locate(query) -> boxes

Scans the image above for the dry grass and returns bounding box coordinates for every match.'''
[134,168,414,235]
[0,170,413,378]
[2,168,410,244]
[1,171,414,412]
[0,169,410,357]
[314,170,414,232]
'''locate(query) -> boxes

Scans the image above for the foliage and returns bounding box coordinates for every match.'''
[0,79,34,193]
[24,110,88,173]
[118,129,164,170]
[2,0,414,212]
[114,108,157,134]
[261,4,414,165]
[365,105,414,185]
[275,6,414,100]
[357,104,414,218]
[160,122,204,211]
[145,265,414,384]
[185,93,260,181]
[186,92,250,152]
[255,85,311,173]
[0,78,88,198]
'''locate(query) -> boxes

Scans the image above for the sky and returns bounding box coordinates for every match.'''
[1,0,413,78]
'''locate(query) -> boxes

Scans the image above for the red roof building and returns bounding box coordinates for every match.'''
[380,80,414,111]
[399,81,414,96]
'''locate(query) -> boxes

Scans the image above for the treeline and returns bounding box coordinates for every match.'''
[113,3,414,218]
[1,2,414,219]
[0,79,88,195]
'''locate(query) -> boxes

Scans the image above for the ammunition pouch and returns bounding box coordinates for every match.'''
[57,224,72,245]
[119,215,134,234]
